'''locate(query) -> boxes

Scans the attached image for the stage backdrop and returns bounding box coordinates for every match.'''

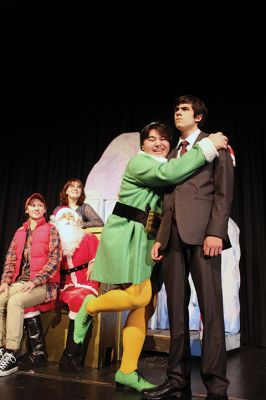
[0,84,265,347]
[85,132,240,336]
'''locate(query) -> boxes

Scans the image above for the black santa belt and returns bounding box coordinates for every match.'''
[112,202,162,235]
[60,264,87,275]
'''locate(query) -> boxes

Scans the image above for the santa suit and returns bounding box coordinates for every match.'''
[25,232,99,318]
[59,232,99,317]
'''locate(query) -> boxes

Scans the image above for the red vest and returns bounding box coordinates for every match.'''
[13,217,60,284]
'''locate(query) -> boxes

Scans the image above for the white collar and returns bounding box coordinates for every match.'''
[177,128,201,147]
[137,150,167,163]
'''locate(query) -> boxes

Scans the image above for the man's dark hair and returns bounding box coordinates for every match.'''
[174,95,208,128]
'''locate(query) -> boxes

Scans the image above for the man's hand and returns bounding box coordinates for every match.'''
[151,242,163,262]
[0,282,9,295]
[209,132,228,150]
[203,236,223,257]
[86,262,94,281]
[20,281,36,293]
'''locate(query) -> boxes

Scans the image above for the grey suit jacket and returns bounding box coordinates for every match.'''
[156,132,234,249]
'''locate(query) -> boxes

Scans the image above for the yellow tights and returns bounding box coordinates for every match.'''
[86,279,156,374]
[119,292,157,374]
[86,279,152,315]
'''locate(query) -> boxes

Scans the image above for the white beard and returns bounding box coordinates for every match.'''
[56,220,85,257]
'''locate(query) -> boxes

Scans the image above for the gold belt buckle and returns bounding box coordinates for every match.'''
[145,209,161,235]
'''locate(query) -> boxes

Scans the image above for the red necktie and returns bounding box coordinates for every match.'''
[178,140,189,156]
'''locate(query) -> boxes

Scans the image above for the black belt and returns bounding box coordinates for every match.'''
[112,202,162,235]
[60,264,87,275]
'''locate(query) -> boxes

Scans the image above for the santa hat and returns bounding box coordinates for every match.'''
[50,206,82,225]
[227,145,236,167]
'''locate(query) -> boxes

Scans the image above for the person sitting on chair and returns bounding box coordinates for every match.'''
[51,207,99,372]
[0,193,62,376]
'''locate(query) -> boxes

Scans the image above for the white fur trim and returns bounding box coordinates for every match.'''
[60,283,73,292]
[60,280,98,296]
[61,258,97,294]
[24,311,41,318]
[49,215,56,224]
[69,279,98,296]
[138,150,167,163]
[67,256,75,269]
[53,207,79,222]
[69,311,77,320]
[198,137,219,163]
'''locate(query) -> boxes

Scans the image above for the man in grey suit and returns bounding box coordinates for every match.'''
[142,95,234,400]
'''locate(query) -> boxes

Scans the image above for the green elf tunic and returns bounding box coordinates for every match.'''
[90,144,209,285]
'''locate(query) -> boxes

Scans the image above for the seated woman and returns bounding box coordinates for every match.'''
[0,193,61,376]
[54,178,104,228]
[73,122,228,391]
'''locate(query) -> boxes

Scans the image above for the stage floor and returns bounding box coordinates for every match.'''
[0,345,265,400]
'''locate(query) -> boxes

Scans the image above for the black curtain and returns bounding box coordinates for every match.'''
[1,82,266,348]
[0,0,265,347]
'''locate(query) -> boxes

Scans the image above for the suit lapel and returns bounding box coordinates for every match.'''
[194,131,207,145]
[167,131,208,159]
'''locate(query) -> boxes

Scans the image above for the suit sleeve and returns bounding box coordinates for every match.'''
[205,148,234,241]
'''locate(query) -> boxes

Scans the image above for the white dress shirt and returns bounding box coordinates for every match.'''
[176,128,201,157]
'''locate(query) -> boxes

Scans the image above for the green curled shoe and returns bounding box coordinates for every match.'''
[74,294,95,344]
[115,369,156,392]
